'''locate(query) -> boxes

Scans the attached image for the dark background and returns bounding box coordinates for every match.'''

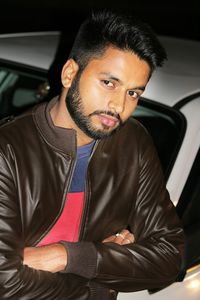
[1,0,200,43]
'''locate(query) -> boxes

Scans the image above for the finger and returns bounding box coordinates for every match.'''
[118,229,129,238]
[123,232,135,243]
[102,229,135,245]
[102,235,116,243]
[121,236,134,245]
[104,233,127,245]
[114,230,128,245]
[122,238,131,245]
[118,229,135,242]
[115,229,135,245]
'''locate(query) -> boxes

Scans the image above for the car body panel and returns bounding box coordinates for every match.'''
[0,32,60,70]
[143,37,200,106]
[167,97,200,205]
[118,264,200,300]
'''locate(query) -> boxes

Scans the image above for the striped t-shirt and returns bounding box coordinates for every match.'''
[38,141,95,246]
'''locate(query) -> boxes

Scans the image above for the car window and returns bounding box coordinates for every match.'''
[176,147,200,269]
[0,67,49,119]
[133,98,186,178]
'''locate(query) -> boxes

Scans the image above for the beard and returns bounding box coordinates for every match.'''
[65,71,124,140]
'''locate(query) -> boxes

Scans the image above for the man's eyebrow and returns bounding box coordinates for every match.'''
[99,72,146,91]
[99,72,123,84]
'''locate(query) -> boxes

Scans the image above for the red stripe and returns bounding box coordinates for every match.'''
[38,192,84,246]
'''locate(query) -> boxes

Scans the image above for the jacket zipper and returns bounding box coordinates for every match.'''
[34,148,77,246]
[78,140,99,241]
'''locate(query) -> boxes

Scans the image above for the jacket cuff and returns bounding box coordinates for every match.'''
[60,241,97,279]
[88,281,109,300]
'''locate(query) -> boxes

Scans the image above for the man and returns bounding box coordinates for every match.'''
[0,10,184,299]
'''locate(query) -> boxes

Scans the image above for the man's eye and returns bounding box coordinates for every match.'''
[128,90,139,99]
[102,80,114,87]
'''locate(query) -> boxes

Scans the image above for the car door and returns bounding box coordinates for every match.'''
[118,97,200,299]
[0,62,49,120]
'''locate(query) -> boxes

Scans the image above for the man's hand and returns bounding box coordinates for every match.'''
[102,229,135,245]
[23,229,134,273]
[23,243,67,273]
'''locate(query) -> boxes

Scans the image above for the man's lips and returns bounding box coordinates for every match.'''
[98,114,119,128]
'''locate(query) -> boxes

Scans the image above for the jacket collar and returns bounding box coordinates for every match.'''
[33,96,77,156]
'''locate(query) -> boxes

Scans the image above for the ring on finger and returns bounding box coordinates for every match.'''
[115,233,125,239]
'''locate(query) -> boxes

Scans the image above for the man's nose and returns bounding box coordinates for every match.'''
[108,94,125,114]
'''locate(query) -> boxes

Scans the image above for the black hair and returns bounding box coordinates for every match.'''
[69,10,167,73]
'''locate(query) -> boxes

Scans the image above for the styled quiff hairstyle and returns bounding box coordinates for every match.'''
[69,10,167,73]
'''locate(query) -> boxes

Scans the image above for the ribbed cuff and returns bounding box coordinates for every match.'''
[60,241,97,279]
[89,281,109,300]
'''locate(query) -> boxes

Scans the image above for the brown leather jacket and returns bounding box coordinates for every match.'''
[0,98,184,299]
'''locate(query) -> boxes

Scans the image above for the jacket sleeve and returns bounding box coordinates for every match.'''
[62,128,184,292]
[0,153,89,299]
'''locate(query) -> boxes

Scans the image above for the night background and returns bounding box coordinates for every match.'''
[1,0,200,44]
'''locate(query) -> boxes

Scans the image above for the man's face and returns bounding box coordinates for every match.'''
[65,47,150,140]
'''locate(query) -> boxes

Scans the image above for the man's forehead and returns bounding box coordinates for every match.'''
[84,47,150,85]
[87,46,148,71]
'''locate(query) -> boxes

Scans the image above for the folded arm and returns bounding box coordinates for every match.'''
[23,229,135,272]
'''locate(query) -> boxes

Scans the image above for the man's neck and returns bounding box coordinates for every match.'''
[50,96,94,147]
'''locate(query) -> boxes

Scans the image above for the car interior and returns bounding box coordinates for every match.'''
[133,100,185,179]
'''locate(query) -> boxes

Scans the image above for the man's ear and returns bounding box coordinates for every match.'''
[61,59,79,88]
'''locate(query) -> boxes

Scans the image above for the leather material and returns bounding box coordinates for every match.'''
[0,98,184,299]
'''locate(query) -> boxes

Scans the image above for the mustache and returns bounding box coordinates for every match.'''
[89,110,122,123]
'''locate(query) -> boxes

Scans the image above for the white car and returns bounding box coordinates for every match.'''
[0,32,200,299]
